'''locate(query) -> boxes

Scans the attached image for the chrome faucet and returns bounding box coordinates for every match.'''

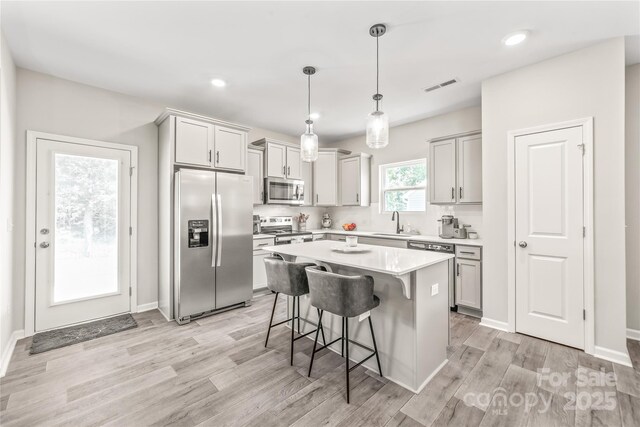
[391,211,404,234]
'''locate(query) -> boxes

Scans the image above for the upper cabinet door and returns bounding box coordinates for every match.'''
[340,157,360,206]
[214,126,246,172]
[301,158,313,206]
[247,149,264,205]
[266,142,286,178]
[429,139,456,204]
[314,151,337,206]
[175,117,213,167]
[286,146,302,180]
[457,135,482,204]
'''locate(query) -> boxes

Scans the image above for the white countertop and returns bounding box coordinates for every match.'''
[307,229,483,247]
[262,240,454,276]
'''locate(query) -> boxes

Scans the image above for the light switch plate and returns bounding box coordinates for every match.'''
[431,283,439,296]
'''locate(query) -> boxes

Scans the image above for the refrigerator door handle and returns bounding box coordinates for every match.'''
[211,194,217,267]
[216,194,222,267]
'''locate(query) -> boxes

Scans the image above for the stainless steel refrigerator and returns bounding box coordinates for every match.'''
[174,169,253,324]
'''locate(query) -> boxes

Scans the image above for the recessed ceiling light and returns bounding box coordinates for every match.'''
[310,112,320,120]
[211,78,227,87]
[502,31,529,46]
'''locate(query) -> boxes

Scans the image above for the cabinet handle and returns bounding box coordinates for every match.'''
[460,251,474,255]
[451,187,455,200]
[256,242,269,247]
[288,166,291,176]
[459,187,463,199]
[316,194,319,203]
[283,166,286,175]
[356,193,359,203]
[216,151,220,164]
[209,150,212,163]
[457,263,460,276]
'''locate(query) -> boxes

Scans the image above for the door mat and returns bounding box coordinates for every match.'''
[30,314,138,354]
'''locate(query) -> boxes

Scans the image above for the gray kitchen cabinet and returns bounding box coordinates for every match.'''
[340,153,371,206]
[253,237,275,290]
[247,148,264,205]
[172,114,248,172]
[455,246,482,310]
[429,131,482,205]
[314,150,339,206]
[429,138,457,203]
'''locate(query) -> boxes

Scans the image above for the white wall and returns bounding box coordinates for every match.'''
[325,106,482,236]
[626,64,640,333]
[1,32,18,372]
[12,68,302,333]
[15,69,164,321]
[482,38,627,354]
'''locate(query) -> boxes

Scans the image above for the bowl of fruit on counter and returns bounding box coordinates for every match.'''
[342,223,357,231]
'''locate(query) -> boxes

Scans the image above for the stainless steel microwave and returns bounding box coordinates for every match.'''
[264,177,304,205]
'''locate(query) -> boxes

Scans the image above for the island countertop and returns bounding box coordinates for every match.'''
[263,240,454,276]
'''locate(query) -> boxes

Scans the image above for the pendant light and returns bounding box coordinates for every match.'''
[366,24,389,149]
[300,66,318,162]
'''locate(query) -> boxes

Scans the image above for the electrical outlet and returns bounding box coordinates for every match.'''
[431,283,439,296]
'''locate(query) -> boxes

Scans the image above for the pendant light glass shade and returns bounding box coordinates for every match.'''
[301,122,319,161]
[301,66,318,162]
[366,109,389,149]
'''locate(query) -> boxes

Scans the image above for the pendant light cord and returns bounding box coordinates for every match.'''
[376,33,380,112]
[308,73,311,120]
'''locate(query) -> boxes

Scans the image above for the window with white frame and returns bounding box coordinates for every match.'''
[380,159,427,212]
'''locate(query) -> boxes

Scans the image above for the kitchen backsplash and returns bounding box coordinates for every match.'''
[254,203,483,237]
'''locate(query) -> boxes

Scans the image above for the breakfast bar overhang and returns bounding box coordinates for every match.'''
[263,240,454,393]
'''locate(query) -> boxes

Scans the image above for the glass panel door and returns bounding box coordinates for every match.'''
[35,138,132,332]
[53,154,120,303]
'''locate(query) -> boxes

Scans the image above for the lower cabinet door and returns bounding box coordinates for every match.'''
[455,259,482,309]
[252,252,269,290]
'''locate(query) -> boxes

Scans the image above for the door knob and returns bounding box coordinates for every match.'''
[40,242,50,248]
[518,241,528,248]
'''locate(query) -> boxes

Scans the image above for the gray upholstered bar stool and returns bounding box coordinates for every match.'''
[305,266,383,403]
[263,256,326,365]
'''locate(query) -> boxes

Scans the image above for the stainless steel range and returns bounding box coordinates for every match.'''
[260,216,312,245]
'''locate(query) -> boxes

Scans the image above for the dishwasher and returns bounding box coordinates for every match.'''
[407,241,456,310]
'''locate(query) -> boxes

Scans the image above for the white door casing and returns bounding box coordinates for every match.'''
[25,132,138,335]
[512,125,586,349]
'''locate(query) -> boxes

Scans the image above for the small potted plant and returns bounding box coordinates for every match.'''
[295,213,310,231]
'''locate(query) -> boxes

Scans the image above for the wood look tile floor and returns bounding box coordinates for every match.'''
[1,293,639,426]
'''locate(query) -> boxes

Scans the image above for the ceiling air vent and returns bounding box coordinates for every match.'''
[423,78,459,93]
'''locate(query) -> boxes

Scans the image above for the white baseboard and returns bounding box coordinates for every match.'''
[627,328,640,341]
[594,345,633,367]
[479,317,510,332]
[136,301,158,313]
[1,330,25,378]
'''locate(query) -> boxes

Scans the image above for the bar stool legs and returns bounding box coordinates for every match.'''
[265,294,327,366]
[308,311,382,404]
[345,318,350,403]
[369,316,382,376]
[265,292,280,347]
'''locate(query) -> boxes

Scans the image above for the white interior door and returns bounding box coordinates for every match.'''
[514,126,584,349]
[35,138,132,331]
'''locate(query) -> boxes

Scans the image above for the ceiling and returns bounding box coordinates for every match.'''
[2,1,639,142]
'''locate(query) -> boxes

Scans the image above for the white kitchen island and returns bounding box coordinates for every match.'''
[262,240,454,393]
